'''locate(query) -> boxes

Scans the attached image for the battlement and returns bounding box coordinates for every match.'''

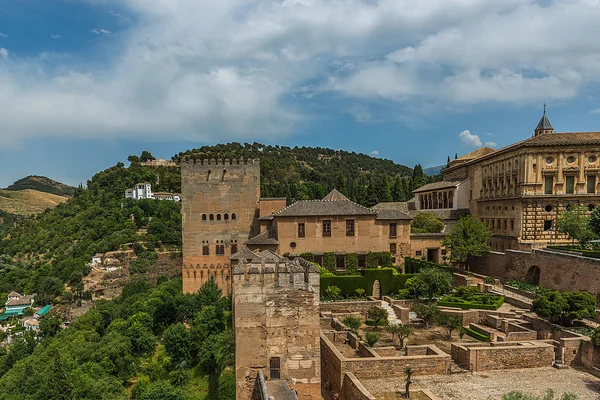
[181,158,260,168]
[233,257,319,289]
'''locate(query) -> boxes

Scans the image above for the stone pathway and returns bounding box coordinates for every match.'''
[381,300,401,325]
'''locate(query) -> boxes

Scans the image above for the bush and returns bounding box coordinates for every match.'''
[346,253,358,273]
[324,252,336,273]
[355,288,365,298]
[464,327,490,342]
[319,266,334,277]
[411,212,445,233]
[299,252,314,262]
[342,315,362,334]
[325,285,341,300]
[365,332,379,347]
[367,252,378,269]
[367,306,389,329]
[396,289,410,299]
[532,291,596,325]
[438,295,504,311]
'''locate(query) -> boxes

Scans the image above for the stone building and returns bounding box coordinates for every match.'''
[439,110,600,250]
[181,157,412,294]
[233,253,320,400]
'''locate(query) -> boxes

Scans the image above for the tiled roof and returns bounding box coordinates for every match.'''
[535,112,554,131]
[230,246,261,262]
[455,147,497,162]
[245,229,279,245]
[403,208,470,221]
[322,189,349,201]
[273,199,376,217]
[374,209,412,220]
[526,131,600,146]
[7,291,20,298]
[372,202,409,211]
[412,180,464,193]
[6,295,33,307]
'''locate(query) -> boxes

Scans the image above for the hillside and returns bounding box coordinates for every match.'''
[5,175,76,197]
[424,165,445,176]
[175,142,439,206]
[0,189,68,216]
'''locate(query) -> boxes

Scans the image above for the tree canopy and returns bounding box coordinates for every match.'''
[411,212,445,234]
[556,206,595,245]
[532,290,596,325]
[442,215,491,268]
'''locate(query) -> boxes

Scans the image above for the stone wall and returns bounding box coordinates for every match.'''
[340,373,376,400]
[470,249,600,300]
[320,300,381,315]
[451,341,555,372]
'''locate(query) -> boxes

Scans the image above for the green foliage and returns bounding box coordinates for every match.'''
[366,306,389,329]
[589,206,600,237]
[557,206,595,245]
[435,314,461,339]
[218,368,236,400]
[5,175,76,197]
[323,252,336,273]
[532,291,596,325]
[355,288,365,298]
[396,289,410,299]
[365,332,379,347]
[164,323,193,364]
[22,307,34,317]
[320,269,416,298]
[411,212,445,234]
[438,295,504,310]
[592,326,600,347]
[318,266,334,277]
[342,315,362,335]
[325,286,341,300]
[299,252,314,262]
[502,390,578,400]
[404,257,454,274]
[506,280,553,297]
[39,315,62,338]
[346,253,358,273]
[138,380,185,400]
[463,327,490,342]
[411,303,440,328]
[386,323,414,348]
[442,215,492,267]
[412,267,453,301]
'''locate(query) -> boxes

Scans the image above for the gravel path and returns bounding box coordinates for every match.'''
[362,368,600,400]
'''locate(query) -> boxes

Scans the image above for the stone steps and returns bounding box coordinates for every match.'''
[381,301,402,325]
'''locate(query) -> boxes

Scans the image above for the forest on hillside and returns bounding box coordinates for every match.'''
[175,142,440,206]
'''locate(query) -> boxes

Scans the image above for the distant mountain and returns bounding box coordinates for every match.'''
[424,165,445,176]
[5,175,76,197]
[0,189,69,216]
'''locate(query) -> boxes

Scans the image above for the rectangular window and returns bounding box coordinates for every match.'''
[503,220,507,230]
[415,250,422,257]
[202,245,209,256]
[566,175,575,194]
[389,223,397,238]
[544,220,553,231]
[314,255,323,267]
[346,220,355,236]
[231,244,238,255]
[216,245,225,255]
[336,255,345,270]
[389,243,396,254]
[441,249,447,256]
[270,358,281,380]
[357,254,366,268]
[510,220,515,231]
[322,220,331,237]
[588,175,596,194]
[545,176,553,194]
[298,223,305,238]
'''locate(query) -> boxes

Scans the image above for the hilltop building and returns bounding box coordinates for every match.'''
[181,158,412,295]
[4,292,34,315]
[125,183,181,202]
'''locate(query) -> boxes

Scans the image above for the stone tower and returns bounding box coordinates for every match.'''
[181,158,261,295]
[234,255,321,400]
[534,106,555,136]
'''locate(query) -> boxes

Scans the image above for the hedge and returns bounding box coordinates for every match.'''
[346,253,358,273]
[320,269,415,297]
[438,296,504,310]
[404,257,454,274]
[546,246,600,259]
[464,327,490,342]
[299,252,314,262]
[323,252,336,273]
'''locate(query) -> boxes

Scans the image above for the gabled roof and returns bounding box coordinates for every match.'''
[272,189,376,217]
[412,180,465,194]
[454,147,497,162]
[6,295,33,307]
[230,246,261,262]
[245,229,279,245]
[7,291,20,298]
[374,209,412,220]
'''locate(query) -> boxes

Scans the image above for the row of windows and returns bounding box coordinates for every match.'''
[544,175,596,194]
[482,159,520,178]
[482,176,519,198]
[201,213,237,221]
[297,221,398,238]
[313,251,397,269]
[202,243,239,256]
[483,218,516,232]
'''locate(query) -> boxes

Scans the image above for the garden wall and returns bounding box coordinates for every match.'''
[450,341,555,372]
[320,300,380,315]
[340,372,376,400]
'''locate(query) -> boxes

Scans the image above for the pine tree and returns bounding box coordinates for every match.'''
[48,350,72,400]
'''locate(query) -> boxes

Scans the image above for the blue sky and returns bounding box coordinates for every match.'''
[2,0,600,188]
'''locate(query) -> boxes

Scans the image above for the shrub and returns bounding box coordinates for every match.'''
[324,252,336,273]
[355,288,365,298]
[319,266,334,277]
[346,253,358,273]
[367,306,389,329]
[532,290,596,325]
[365,332,379,347]
[411,212,445,233]
[299,252,314,262]
[396,289,410,299]
[592,326,600,347]
[367,252,379,269]
[455,285,480,301]
[342,315,362,334]
[325,285,341,300]
[464,327,490,342]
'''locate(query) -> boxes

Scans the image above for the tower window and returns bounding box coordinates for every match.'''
[231,213,237,220]
[202,214,207,221]
[298,223,305,238]
[224,214,229,220]
[270,358,281,380]
[216,245,225,255]
[202,245,209,256]
[231,244,238,254]
[209,214,214,221]
[217,214,222,221]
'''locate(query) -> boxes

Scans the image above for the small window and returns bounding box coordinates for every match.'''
[544,220,553,231]
[216,245,225,255]
[209,214,214,221]
[544,176,553,195]
[510,220,515,231]
[270,358,281,380]
[231,244,238,254]
[202,245,210,256]
[389,243,396,254]
[503,220,507,230]
[389,223,397,238]
[217,214,222,221]
[322,220,331,237]
[441,249,447,256]
[231,213,237,220]
[224,214,229,220]
[567,156,575,164]
[566,176,575,194]
[589,156,597,164]
[545,205,553,212]
[357,254,366,268]
[545,157,553,165]
[588,176,596,194]
[415,250,422,257]
[298,223,305,238]
[346,220,355,236]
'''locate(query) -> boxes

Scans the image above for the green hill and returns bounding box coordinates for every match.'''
[5,175,76,197]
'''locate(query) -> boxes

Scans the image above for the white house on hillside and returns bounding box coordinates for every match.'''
[125,183,153,200]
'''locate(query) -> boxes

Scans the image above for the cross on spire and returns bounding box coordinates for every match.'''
[543,102,547,114]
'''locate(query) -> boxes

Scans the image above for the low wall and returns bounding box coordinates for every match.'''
[451,341,555,372]
[372,347,397,357]
[340,372,376,400]
[392,304,410,322]
[321,300,381,315]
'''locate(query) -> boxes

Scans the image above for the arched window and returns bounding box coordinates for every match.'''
[224,214,229,221]
[209,214,214,221]
[202,214,207,221]
[231,213,237,220]
[217,214,222,221]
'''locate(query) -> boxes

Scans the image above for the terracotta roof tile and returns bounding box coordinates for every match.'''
[412,180,464,193]
[245,229,279,245]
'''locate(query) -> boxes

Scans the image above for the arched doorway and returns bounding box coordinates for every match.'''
[525,266,540,286]
[372,280,381,299]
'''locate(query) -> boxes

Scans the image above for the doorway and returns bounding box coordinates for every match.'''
[427,248,440,263]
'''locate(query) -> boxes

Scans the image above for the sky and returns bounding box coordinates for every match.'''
[2,0,600,187]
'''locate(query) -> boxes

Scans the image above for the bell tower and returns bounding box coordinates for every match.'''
[534,103,555,136]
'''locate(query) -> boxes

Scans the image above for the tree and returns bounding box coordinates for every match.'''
[442,215,491,269]
[588,206,600,237]
[40,315,62,338]
[125,321,157,356]
[367,306,389,329]
[502,390,578,400]
[48,350,73,400]
[556,206,595,246]
[387,324,414,348]
[139,151,155,163]
[163,323,192,364]
[342,315,362,335]
[139,381,185,400]
[218,368,236,400]
[404,366,414,399]
[532,291,596,325]
[412,268,453,301]
[412,303,440,328]
[197,280,222,307]
[411,213,445,234]
[436,314,461,339]
[128,155,140,163]
[365,332,379,347]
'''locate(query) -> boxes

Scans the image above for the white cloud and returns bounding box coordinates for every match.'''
[590,108,600,114]
[459,130,482,147]
[485,141,497,147]
[0,48,8,59]
[2,0,600,144]
[51,35,61,39]
[486,132,493,136]
[0,32,8,38]
[90,28,111,35]
[369,150,380,155]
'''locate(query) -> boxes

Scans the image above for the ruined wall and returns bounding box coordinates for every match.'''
[340,373,376,400]
[181,159,260,295]
[470,249,600,299]
[234,260,320,400]
[320,300,381,315]
[451,342,555,372]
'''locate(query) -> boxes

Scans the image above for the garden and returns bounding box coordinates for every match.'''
[438,285,504,311]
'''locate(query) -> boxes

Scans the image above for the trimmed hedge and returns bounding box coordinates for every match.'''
[346,253,358,274]
[438,295,504,310]
[464,327,490,342]
[546,246,600,259]
[404,257,454,274]
[320,269,415,297]
[323,252,336,273]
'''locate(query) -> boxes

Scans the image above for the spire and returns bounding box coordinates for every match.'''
[534,103,554,136]
[322,188,349,201]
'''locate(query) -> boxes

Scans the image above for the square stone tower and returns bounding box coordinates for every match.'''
[233,256,321,400]
[181,158,260,295]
